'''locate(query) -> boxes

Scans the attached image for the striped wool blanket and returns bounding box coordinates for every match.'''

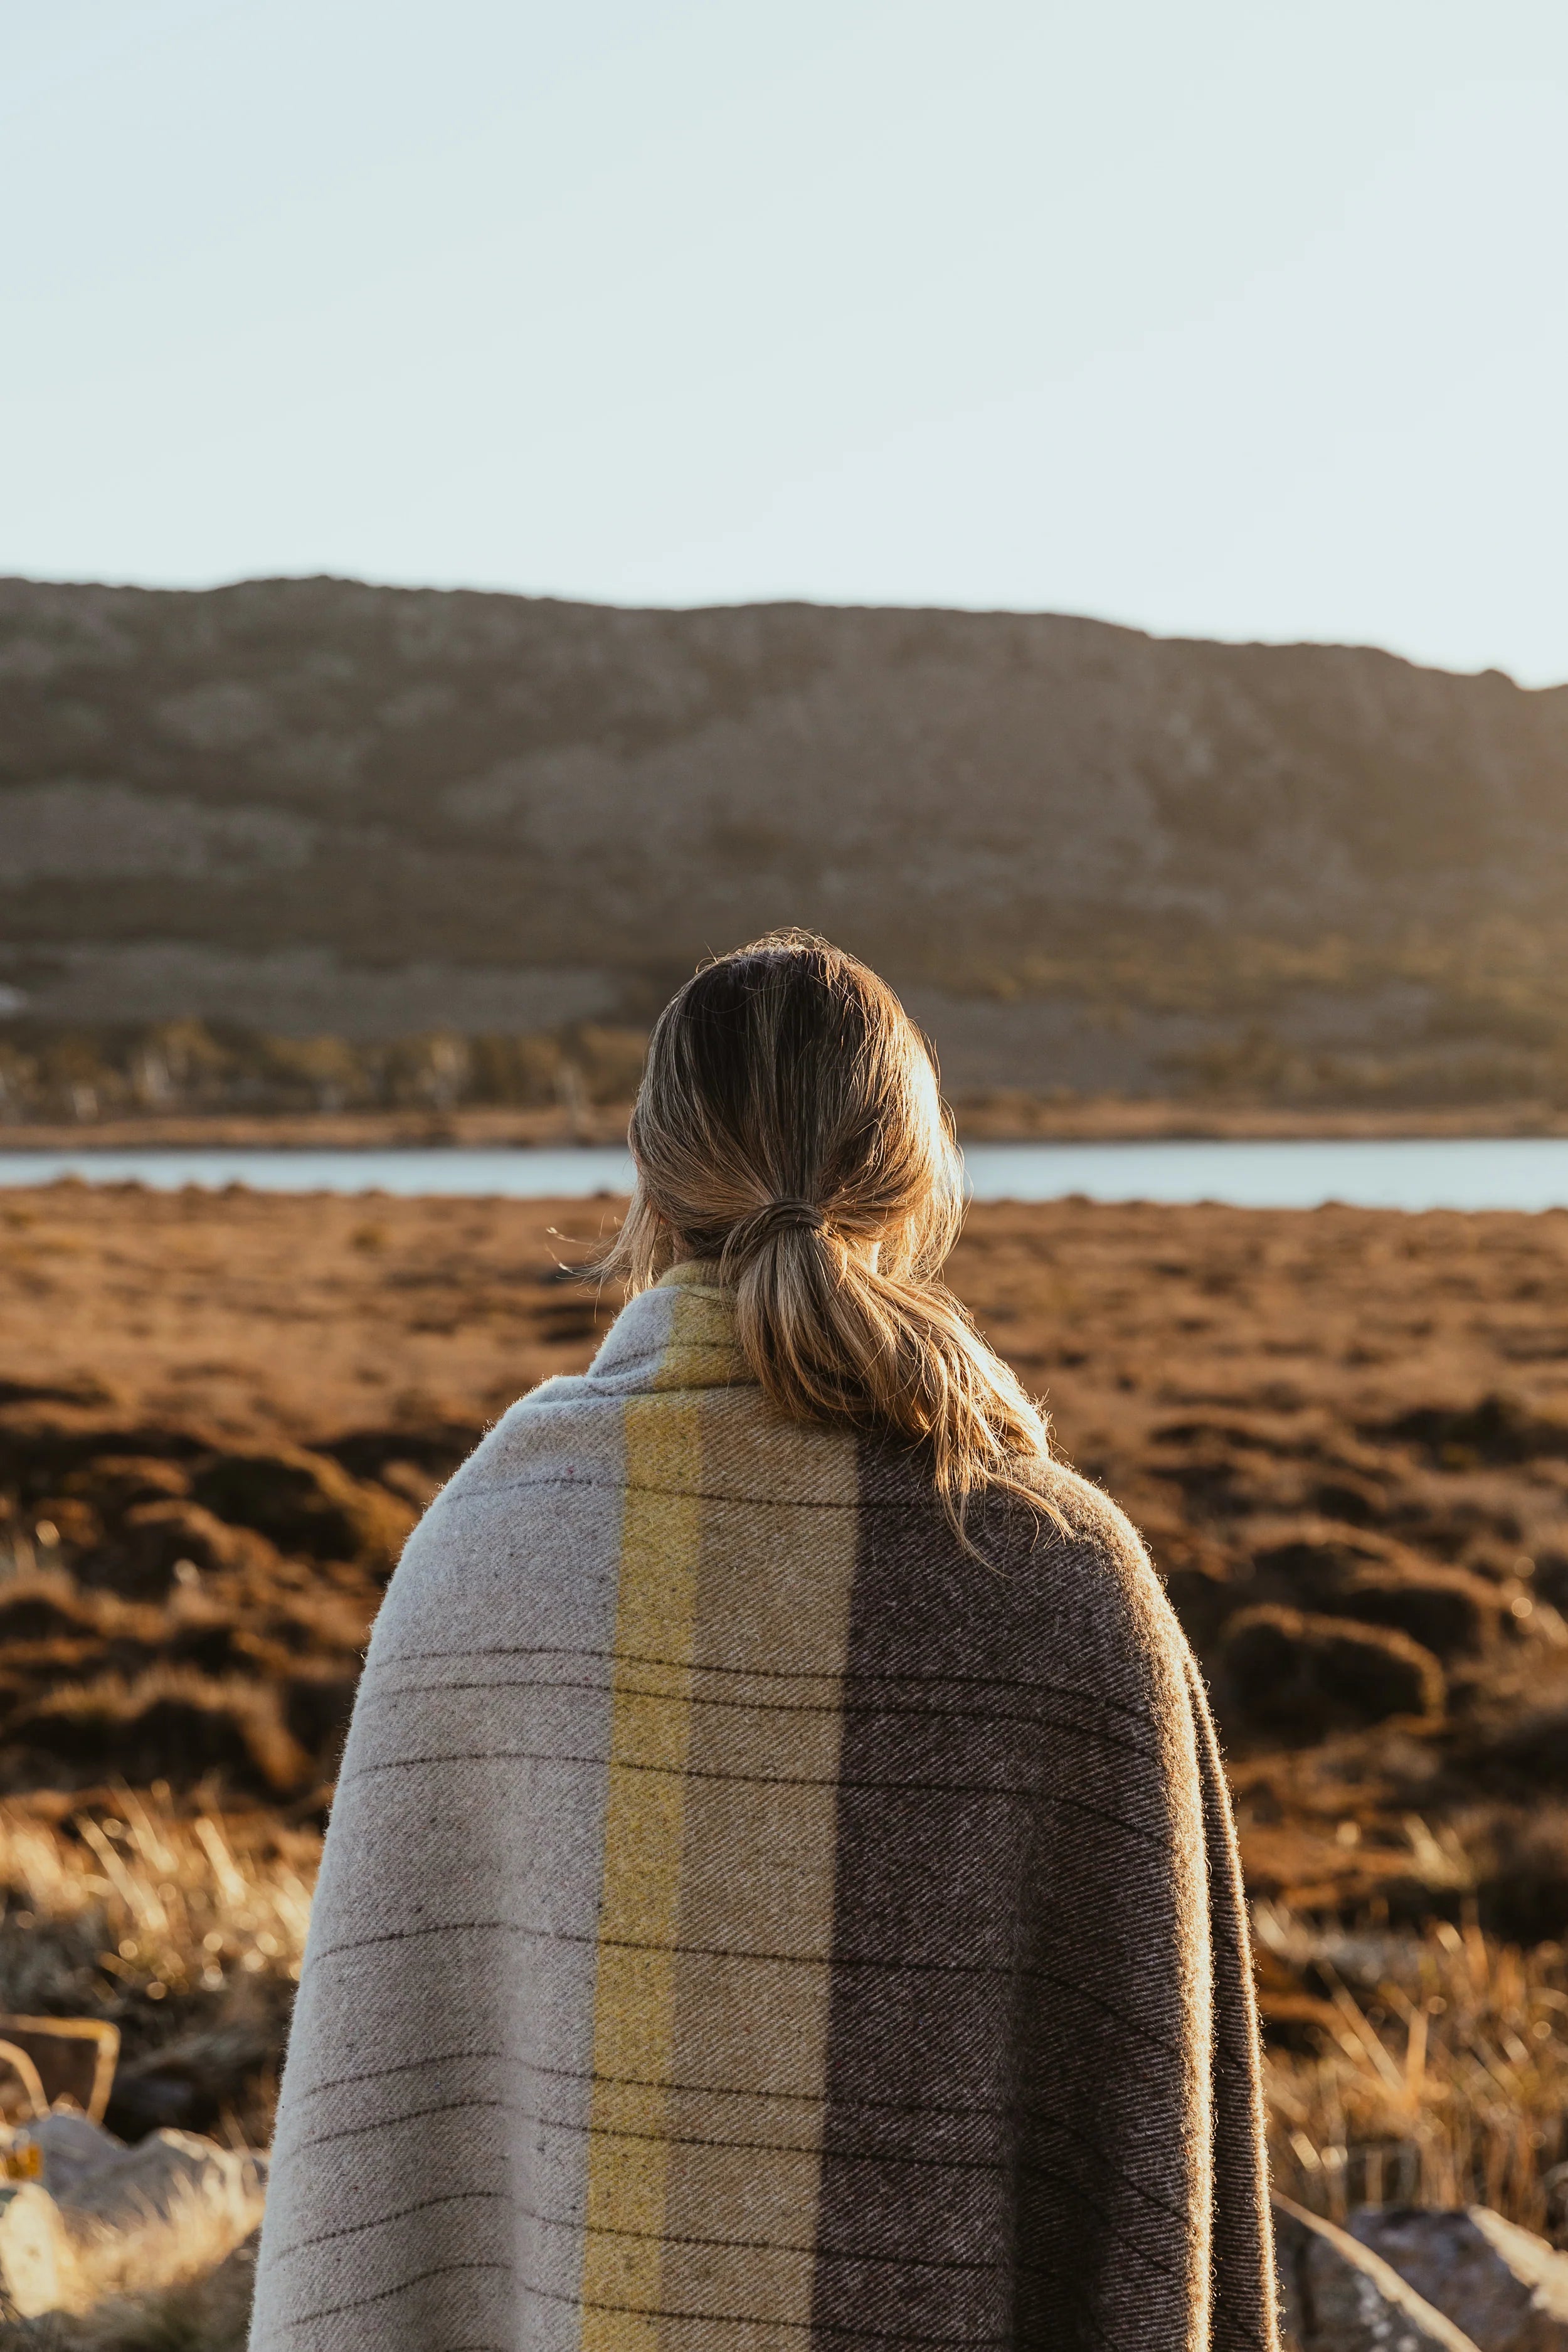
[251,1264,1278,2351]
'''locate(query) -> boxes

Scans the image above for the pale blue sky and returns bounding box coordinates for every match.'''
[5,0,1567,680]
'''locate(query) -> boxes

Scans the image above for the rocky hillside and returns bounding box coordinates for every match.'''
[4,576,1568,1098]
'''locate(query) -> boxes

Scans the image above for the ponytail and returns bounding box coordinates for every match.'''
[598,933,1059,1546]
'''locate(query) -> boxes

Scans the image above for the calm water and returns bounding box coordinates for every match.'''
[3,1136,1568,1210]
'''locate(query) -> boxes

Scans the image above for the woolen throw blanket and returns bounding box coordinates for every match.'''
[252,1265,1278,2351]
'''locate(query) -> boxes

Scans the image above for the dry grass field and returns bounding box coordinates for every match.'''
[3,1180,1568,2243]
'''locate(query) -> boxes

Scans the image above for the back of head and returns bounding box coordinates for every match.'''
[603,931,1052,1537]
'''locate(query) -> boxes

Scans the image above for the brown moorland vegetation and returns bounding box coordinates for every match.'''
[2,1181,1568,2237]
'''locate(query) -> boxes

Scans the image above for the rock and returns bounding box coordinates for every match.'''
[58,2126,265,2239]
[1221,1605,1445,1734]
[12,2109,125,2198]
[0,2181,65,2318]
[1349,2206,1568,2350]
[1274,2194,1482,2349]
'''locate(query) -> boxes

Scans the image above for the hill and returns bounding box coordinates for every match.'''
[3,575,1567,1103]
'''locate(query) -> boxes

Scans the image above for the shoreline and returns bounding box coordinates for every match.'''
[4,1096,1568,1152]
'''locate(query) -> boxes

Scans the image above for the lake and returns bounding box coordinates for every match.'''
[4,1136,1568,1210]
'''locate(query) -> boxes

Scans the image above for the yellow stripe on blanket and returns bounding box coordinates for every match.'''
[581,1380,703,2344]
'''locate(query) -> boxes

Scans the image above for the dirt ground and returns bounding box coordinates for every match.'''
[3,1180,1568,2153]
[4,1182,1568,1834]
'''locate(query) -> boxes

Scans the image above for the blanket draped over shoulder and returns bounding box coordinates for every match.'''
[251,1264,1278,2351]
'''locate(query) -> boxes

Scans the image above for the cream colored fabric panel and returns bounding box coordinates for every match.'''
[250,1369,632,2352]
[660,1430,860,2340]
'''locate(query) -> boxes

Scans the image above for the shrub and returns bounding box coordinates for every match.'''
[1219,1605,1446,1735]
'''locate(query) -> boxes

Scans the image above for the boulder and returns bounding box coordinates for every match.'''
[1349,2206,1568,2350]
[1274,2194,1482,2349]
[58,2127,265,2240]
[13,2109,125,2198]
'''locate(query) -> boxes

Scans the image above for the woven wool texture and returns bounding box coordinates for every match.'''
[250,1264,1279,2351]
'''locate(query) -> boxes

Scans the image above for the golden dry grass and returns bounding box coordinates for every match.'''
[1262,1900,1568,2235]
[2,2218,257,2350]
[0,1801,312,2016]
[0,1802,315,2150]
[0,1806,300,2343]
[8,2185,262,2345]
[8,1801,1568,2254]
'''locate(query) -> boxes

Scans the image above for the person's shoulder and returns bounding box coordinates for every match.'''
[436,1369,620,1505]
[1032,1456,1151,1572]
[1004,1456,1188,1661]
[391,1371,623,1564]
[366,1369,629,1648]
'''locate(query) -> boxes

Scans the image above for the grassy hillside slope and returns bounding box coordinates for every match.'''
[4,578,1568,1102]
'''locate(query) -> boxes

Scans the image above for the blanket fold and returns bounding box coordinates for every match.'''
[251,1265,1278,2350]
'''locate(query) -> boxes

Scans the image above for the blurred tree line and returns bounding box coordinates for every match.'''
[0,1020,650,1123]
[960,919,1568,1109]
[1167,1028,1568,1106]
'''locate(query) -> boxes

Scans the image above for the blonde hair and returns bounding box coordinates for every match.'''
[600,932,1057,1543]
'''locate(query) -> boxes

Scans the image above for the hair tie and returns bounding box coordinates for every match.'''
[723,1197,827,1258]
[768,1197,824,1233]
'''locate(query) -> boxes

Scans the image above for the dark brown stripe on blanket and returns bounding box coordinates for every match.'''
[812,1449,1027,2349]
[812,1443,1211,2351]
